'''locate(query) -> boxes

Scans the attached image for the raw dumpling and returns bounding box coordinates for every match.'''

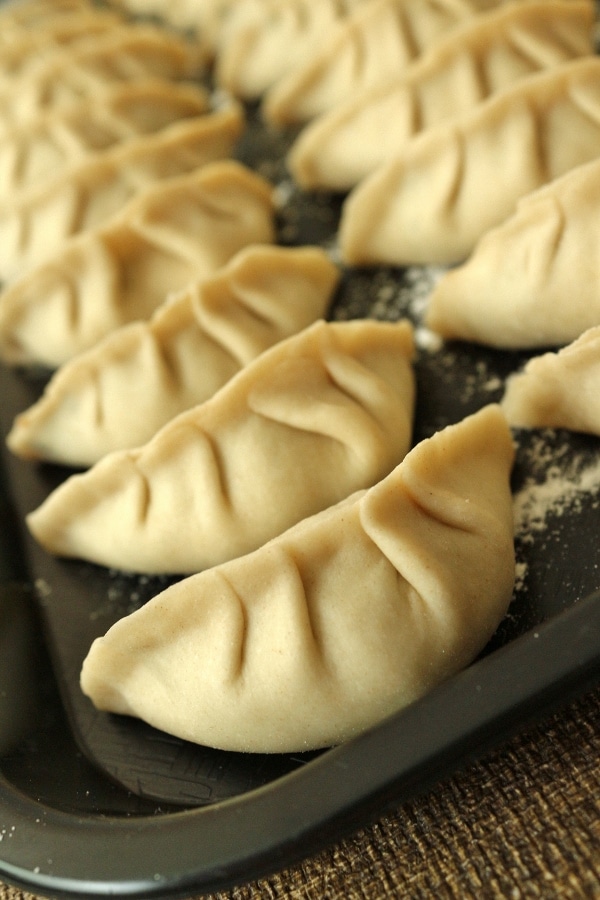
[263,0,503,125]
[0,7,125,77]
[214,0,365,101]
[425,158,600,348]
[0,101,245,279]
[289,0,594,191]
[0,24,206,130]
[79,404,515,753]
[340,56,600,267]
[0,79,211,196]
[8,245,340,465]
[0,0,93,38]
[501,327,600,436]
[27,318,416,574]
[0,161,276,368]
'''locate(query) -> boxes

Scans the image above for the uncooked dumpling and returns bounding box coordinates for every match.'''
[289,0,594,191]
[0,0,93,39]
[79,404,515,753]
[8,245,340,465]
[501,327,600,436]
[0,102,245,279]
[214,0,365,101]
[339,56,600,267]
[0,79,211,197]
[425,158,600,348]
[0,161,276,368]
[0,24,206,130]
[0,7,124,77]
[263,0,503,125]
[27,318,416,574]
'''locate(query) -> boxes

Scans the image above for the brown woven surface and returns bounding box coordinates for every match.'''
[1,686,599,900]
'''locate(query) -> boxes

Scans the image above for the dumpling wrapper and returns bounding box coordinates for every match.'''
[501,327,600,436]
[289,0,594,191]
[263,0,503,126]
[339,56,600,267]
[0,102,245,279]
[27,318,416,574]
[79,404,515,754]
[8,245,340,465]
[214,0,365,101]
[0,24,206,131]
[0,79,212,197]
[425,157,600,348]
[0,160,276,368]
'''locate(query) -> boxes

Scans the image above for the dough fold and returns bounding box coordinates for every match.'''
[425,157,600,348]
[27,319,416,574]
[79,404,515,753]
[0,161,276,368]
[288,0,593,191]
[339,56,600,267]
[8,245,340,465]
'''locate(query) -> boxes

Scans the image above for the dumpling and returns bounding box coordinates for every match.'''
[0,79,211,196]
[214,0,365,101]
[79,404,515,753]
[288,0,594,191]
[339,56,600,267]
[0,7,125,77]
[0,0,93,38]
[27,318,416,574]
[501,327,600,436]
[262,0,503,126]
[0,101,245,279]
[424,158,600,348]
[0,161,276,368]
[7,245,340,465]
[0,24,206,130]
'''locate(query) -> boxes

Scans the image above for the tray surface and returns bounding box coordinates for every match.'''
[0,75,599,900]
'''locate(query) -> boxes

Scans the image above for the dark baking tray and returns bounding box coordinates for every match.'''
[0,107,600,899]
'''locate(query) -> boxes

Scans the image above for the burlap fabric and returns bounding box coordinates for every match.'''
[1,686,598,900]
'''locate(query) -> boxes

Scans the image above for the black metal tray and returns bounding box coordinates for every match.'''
[0,108,599,900]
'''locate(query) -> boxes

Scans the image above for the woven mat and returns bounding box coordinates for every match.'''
[1,686,598,900]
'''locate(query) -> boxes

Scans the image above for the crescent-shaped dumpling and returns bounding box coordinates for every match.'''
[0,79,212,196]
[7,245,341,466]
[0,0,93,37]
[0,102,245,279]
[0,24,206,130]
[79,404,515,753]
[288,0,594,191]
[108,0,236,58]
[214,0,365,101]
[501,327,600,436]
[27,319,416,574]
[262,0,502,125]
[339,56,600,267]
[425,158,600,348]
[0,161,276,368]
[0,7,125,77]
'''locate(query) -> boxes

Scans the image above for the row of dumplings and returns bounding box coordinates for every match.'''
[0,0,596,754]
